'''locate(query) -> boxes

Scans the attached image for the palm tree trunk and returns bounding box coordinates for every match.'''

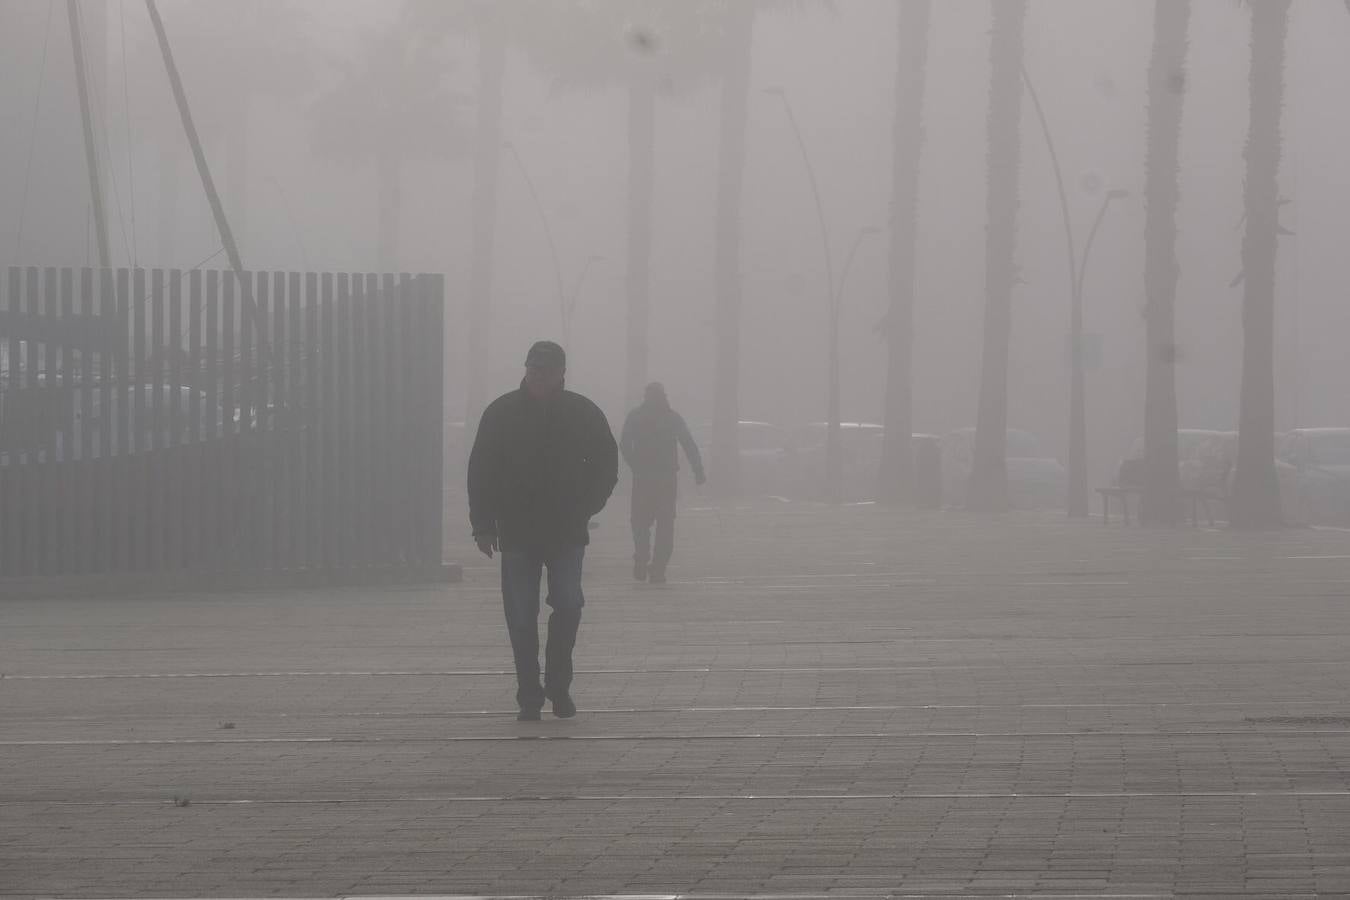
[467,27,506,424]
[878,0,932,506]
[968,0,1027,512]
[376,151,401,274]
[624,80,655,406]
[710,4,755,499]
[1230,0,1291,529]
[1140,0,1190,527]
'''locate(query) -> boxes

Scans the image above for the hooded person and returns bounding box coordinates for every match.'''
[467,341,618,720]
[619,381,705,583]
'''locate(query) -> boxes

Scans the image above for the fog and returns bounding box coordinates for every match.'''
[3,0,1349,492]
[10,5,1350,892]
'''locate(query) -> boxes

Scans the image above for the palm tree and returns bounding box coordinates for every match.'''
[1229,0,1293,528]
[409,1,728,418]
[468,23,506,422]
[401,1,511,422]
[309,23,466,272]
[709,1,815,499]
[877,0,933,506]
[409,1,796,488]
[1139,0,1191,527]
[967,0,1028,512]
[488,0,792,502]
[709,0,757,499]
[509,2,735,408]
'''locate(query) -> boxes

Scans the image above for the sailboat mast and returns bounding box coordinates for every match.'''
[67,0,111,268]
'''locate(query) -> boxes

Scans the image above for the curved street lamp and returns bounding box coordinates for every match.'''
[504,141,602,354]
[502,140,566,331]
[562,254,604,349]
[764,86,882,504]
[1022,67,1128,518]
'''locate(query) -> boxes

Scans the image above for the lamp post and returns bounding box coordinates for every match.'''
[562,255,603,349]
[1022,66,1127,517]
[502,141,566,332]
[764,87,882,503]
[1069,188,1127,513]
[829,225,881,499]
[503,142,602,358]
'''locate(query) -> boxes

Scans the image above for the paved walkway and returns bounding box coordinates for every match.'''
[3,502,1350,898]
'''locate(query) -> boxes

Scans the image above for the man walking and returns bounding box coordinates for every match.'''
[468,341,618,721]
[620,382,705,584]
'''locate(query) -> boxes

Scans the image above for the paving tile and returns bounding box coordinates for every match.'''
[5,505,1350,895]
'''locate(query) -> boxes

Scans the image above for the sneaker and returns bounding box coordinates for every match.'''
[633,560,648,582]
[649,569,666,584]
[517,707,542,722]
[551,692,577,719]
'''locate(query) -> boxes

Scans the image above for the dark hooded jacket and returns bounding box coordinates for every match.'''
[467,382,618,552]
[620,394,705,481]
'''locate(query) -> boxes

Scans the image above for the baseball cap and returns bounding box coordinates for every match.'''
[524,340,566,369]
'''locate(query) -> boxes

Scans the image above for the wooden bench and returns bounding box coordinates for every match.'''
[1097,486,1224,527]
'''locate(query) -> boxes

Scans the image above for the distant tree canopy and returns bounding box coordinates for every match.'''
[401,0,774,97]
[308,23,467,167]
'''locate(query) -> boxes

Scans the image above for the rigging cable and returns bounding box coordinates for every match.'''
[74,0,134,267]
[12,0,57,263]
[175,246,228,347]
[119,0,139,266]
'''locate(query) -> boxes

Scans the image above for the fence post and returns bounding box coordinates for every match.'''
[77,267,95,573]
[423,274,445,567]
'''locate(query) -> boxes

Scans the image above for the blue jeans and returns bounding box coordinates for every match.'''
[501,547,585,709]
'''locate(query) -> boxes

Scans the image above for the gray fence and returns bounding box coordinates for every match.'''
[0,266,444,578]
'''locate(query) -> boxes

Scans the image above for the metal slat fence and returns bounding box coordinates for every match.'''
[0,266,444,578]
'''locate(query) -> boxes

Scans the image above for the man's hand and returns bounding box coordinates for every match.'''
[474,534,498,558]
[695,472,707,487]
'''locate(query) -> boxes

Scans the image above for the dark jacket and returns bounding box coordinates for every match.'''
[467,383,618,552]
[620,399,705,481]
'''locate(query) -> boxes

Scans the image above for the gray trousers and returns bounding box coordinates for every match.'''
[631,471,677,572]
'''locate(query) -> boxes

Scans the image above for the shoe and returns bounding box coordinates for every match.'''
[633,561,648,582]
[517,707,542,721]
[551,692,577,719]
[648,569,666,584]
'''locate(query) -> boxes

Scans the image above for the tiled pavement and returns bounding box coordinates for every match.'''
[3,501,1350,897]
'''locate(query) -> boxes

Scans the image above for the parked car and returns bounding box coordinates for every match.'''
[787,423,944,503]
[941,427,1067,509]
[1277,428,1350,526]
[786,422,883,501]
[692,420,793,497]
[1,384,220,464]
